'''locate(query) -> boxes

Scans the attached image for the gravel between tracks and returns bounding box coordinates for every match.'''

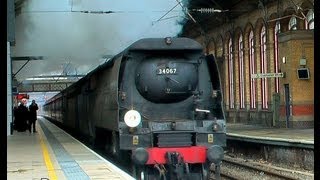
[209,154,314,180]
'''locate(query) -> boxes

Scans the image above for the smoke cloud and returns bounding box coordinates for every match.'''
[12,0,189,82]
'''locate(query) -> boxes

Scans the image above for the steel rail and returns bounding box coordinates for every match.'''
[221,157,299,180]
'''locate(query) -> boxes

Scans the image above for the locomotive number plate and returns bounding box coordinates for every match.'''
[157,68,177,75]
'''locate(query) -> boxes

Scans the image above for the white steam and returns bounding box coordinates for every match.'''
[12,0,188,82]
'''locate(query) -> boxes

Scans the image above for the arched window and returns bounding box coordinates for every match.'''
[216,36,223,57]
[289,16,297,30]
[238,35,245,109]
[305,10,314,29]
[206,40,216,56]
[274,21,280,93]
[228,38,234,109]
[260,26,268,109]
[249,31,256,109]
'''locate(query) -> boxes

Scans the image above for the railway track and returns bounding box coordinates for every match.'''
[55,122,312,180]
[210,155,313,180]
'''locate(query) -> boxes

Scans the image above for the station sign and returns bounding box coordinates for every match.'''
[251,73,284,79]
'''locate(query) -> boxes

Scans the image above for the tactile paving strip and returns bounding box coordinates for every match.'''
[39,120,90,179]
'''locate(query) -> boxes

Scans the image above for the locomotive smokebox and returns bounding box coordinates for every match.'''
[135,57,198,103]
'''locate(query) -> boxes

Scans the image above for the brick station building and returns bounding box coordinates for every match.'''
[181,0,314,128]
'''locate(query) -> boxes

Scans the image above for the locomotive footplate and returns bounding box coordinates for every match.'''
[166,151,185,179]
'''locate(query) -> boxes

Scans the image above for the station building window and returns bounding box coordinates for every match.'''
[216,36,223,57]
[289,16,297,30]
[228,38,235,109]
[305,9,314,30]
[238,35,245,109]
[249,30,256,109]
[274,21,280,93]
[260,25,268,109]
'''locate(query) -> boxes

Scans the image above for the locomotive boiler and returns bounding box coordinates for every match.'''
[44,37,226,180]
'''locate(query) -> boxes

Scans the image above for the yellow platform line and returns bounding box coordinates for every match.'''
[38,129,58,180]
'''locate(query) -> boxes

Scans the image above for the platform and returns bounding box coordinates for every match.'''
[226,123,314,149]
[7,117,135,180]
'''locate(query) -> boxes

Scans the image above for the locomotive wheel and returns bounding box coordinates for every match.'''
[87,119,97,148]
[201,163,210,180]
[132,165,162,180]
[111,131,120,157]
[88,119,95,140]
[93,128,104,149]
[132,165,147,180]
[188,163,210,180]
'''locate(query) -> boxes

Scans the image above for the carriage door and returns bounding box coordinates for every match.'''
[284,84,291,128]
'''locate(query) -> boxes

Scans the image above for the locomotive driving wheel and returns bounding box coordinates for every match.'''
[200,163,210,180]
[186,163,210,180]
[111,131,120,157]
[132,165,147,180]
[133,165,170,180]
[111,131,130,164]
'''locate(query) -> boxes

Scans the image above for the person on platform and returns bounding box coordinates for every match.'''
[29,100,39,133]
[15,99,30,132]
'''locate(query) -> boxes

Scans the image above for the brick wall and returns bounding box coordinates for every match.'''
[182,0,314,128]
[278,31,314,128]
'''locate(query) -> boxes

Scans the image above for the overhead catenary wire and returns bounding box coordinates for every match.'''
[191,8,229,13]
[153,15,188,23]
[120,1,187,50]
[154,2,180,23]
[267,14,305,22]
[175,0,197,23]
[54,61,71,83]
[20,1,186,17]
[20,9,183,14]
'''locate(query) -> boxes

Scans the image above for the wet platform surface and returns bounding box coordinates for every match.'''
[7,117,135,180]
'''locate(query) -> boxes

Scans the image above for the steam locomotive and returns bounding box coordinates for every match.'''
[43,37,226,180]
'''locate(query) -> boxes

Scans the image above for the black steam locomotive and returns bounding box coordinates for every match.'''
[43,37,226,180]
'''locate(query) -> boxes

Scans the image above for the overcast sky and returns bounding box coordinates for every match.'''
[12,0,189,82]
